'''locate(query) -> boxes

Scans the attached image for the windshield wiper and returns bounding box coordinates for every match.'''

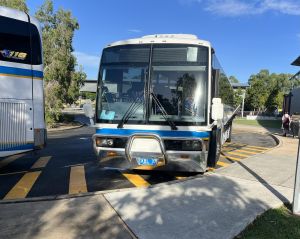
[117,97,143,129]
[151,92,178,130]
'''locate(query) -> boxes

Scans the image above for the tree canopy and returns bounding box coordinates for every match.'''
[245,70,296,112]
[0,0,28,12]
[35,0,86,124]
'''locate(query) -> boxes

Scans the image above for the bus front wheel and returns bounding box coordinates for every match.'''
[207,127,221,168]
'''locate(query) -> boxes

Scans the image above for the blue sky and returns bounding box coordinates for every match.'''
[27,0,300,83]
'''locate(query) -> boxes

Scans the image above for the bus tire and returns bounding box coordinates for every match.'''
[226,123,232,143]
[207,126,221,168]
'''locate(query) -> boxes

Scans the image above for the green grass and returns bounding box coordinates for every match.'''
[236,204,300,239]
[234,118,281,129]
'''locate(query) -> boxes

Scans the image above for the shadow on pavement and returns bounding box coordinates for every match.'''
[0,194,133,239]
[104,175,281,239]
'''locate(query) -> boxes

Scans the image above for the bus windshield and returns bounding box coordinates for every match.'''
[97,44,209,126]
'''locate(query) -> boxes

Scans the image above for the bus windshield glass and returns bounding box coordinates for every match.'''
[150,45,208,126]
[97,44,208,126]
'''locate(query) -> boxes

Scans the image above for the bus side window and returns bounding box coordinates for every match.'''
[29,24,42,65]
[0,16,31,64]
[212,69,220,98]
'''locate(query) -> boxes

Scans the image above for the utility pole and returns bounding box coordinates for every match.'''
[293,127,300,215]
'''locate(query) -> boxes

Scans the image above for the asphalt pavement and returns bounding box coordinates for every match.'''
[0,125,276,200]
[0,124,297,239]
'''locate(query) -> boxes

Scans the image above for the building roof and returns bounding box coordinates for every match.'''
[79,80,97,93]
[231,82,249,89]
[292,56,300,66]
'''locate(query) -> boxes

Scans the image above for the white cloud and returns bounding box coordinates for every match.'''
[180,0,300,16]
[204,0,260,16]
[128,29,142,33]
[73,51,100,68]
[262,0,300,15]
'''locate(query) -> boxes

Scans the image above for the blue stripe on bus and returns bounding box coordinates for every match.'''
[96,128,210,138]
[0,143,34,152]
[0,65,43,78]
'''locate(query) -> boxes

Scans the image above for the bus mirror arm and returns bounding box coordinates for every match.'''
[83,103,95,126]
[211,98,224,121]
[89,118,95,126]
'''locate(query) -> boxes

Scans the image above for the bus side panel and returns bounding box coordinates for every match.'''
[30,18,46,148]
[32,69,44,129]
[0,15,35,155]
[0,99,34,154]
[0,63,33,99]
[32,67,46,148]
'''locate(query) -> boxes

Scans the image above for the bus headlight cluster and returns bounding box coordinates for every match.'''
[95,138,114,147]
[182,140,202,151]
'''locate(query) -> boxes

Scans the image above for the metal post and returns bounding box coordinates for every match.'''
[293,129,300,215]
[241,91,245,118]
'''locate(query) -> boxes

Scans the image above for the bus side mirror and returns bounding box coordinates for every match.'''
[212,98,224,121]
[83,103,95,126]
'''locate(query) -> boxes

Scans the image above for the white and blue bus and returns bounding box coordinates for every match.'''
[0,7,46,157]
[87,34,238,172]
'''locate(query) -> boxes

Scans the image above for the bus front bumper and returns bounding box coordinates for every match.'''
[94,147,208,173]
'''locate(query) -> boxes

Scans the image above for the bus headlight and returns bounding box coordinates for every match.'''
[182,140,202,151]
[95,138,114,147]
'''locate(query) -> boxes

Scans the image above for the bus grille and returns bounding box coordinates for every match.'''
[0,101,27,151]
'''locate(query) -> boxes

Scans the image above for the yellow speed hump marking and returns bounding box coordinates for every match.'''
[233,149,258,155]
[244,145,269,150]
[217,161,229,167]
[31,156,51,169]
[122,173,150,187]
[4,171,41,200]
[226,151,250,157]
[222,155,241,161]
[69,166,88,194]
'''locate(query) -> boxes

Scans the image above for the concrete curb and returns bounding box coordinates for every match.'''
[47,123,85,132]
[0,172,204,204]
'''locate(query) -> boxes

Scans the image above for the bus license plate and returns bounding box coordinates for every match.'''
[136,158,157,166]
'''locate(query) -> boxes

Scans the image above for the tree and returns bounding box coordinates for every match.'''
[233,88,243,108]
[245,70,294,112]
[229,76,239,83]
[219,74,234,106]
[35,0,86,125]
[0,0,28,12]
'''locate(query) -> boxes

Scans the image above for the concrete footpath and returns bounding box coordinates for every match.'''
[0,124,298,239]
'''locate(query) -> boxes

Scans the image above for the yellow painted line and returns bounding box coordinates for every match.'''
[31,156,51,169]
[227,151,250,157]
[234,149,258,155]
[244,145,269,150]
[0,154,24,169]
[134,165,155,170]
[4,171,41,200]
[223,155,241,161]
[226,143,247,147]
[69,166,87,194]
[0,73,42,80]
[207,167,215,172]
[242,148,266,154]
[122,173,150,187]
[217,161,229,167]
